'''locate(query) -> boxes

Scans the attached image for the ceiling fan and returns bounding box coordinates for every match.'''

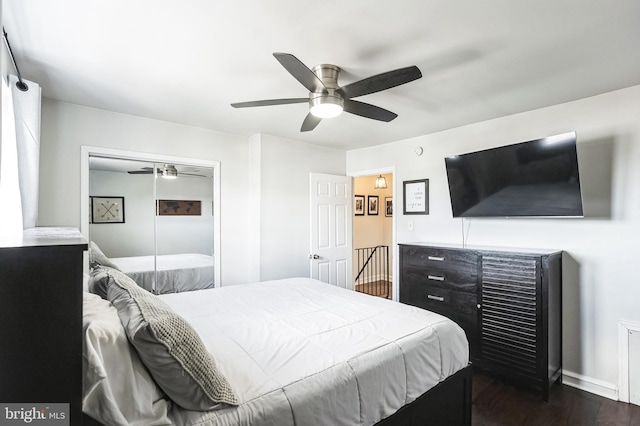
[231,52,422,132]
[127,164,206,179]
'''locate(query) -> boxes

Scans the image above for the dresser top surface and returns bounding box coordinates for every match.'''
[0,227,87,249]
[400,241,562,256]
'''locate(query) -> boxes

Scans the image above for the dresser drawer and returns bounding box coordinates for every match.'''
[400,284,479,360]
[400,282,477,316]
[401,245,478,272]
[403,264,477,293]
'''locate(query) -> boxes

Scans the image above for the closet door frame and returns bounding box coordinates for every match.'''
[80,145,221,288]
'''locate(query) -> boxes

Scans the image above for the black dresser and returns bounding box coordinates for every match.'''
[0,227,87,424]
[399,243,562,400]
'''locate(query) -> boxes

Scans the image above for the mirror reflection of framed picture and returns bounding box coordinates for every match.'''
[157,199,202,216]
[354,194,365,216]
[385,197,393,217]
[368,195,379,215]
[91,196,125,223]
[403,179,429,215]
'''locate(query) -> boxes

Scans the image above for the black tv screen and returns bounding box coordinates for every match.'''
[445,132,583,218]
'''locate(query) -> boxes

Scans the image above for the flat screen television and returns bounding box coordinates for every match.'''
[444,131,583,218]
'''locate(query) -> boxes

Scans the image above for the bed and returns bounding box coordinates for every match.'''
[82,274,471,426]
[89,240,214,294]
[110,253,214,294]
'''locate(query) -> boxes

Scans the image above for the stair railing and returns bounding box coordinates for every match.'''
[354,245,390,298]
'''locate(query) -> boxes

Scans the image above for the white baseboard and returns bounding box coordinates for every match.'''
[562,369,618,401]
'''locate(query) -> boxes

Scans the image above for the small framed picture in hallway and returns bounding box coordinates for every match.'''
[354,195,365,216]
[368,195,379,215]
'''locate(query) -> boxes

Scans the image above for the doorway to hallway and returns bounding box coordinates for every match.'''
[352,173,393,299]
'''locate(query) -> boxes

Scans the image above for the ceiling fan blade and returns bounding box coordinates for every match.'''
[343,99,398,122]
[273,52,326,92]
[128,167,160,175]
[231,98,308,108]
[181,173,208,178]
[301,113,321,132]
[338,65,422,99]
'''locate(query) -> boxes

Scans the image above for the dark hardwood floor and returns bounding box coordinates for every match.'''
[472,371,640,426]
[355,280,391,298]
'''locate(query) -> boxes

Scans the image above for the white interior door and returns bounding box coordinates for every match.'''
[310,173,352,289]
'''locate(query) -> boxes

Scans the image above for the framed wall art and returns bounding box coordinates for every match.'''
[91,196,125,224]
[385,197,393,217]
[368,195,379,215]
[403,179,429,215]
[354,194,365,216]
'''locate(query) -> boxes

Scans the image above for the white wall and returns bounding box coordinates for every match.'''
[346,85,640,399]
[40,99,251,285]
[256,133,346,281]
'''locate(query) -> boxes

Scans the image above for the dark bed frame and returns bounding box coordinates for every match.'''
[81,260,473,426]
[83,366,472,426]
[376,364,473,426]
[81,262,473,426]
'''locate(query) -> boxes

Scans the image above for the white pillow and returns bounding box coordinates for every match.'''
[82,292,172,426]
[89,241,121,270]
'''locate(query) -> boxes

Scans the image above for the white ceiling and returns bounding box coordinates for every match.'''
[4,1,640,150]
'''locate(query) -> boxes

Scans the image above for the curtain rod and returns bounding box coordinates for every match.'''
[2,27,29,92]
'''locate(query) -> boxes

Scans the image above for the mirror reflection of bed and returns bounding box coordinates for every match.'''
[89,155,215,294]
[109,252,214,294]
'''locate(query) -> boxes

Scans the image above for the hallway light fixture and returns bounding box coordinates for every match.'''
[374,175,387,189]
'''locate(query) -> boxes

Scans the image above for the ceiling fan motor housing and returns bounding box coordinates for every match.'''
[311,64,341,89]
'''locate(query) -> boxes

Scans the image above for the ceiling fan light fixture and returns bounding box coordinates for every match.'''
[309,94,344,119]
[161,164,178,180]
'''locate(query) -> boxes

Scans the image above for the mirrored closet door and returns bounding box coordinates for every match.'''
[85,151,218,294]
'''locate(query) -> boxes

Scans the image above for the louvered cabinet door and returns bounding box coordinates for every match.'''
[480,255,540,379]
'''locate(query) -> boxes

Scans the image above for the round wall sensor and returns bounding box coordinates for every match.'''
[414,146,423,156]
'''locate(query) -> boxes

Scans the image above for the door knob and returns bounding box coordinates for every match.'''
[308,254,320,260]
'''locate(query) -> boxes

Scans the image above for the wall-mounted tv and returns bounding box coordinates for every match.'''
[444,131,583,218]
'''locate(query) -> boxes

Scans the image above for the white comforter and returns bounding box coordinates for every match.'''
[111,253,213,294]
[161,277,469,426]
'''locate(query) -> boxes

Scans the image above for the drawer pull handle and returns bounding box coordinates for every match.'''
[428,275,445,281]
[428,256,445,261]
[427,295,445,302]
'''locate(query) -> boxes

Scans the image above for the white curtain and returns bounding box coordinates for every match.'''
[0,74,41,233]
